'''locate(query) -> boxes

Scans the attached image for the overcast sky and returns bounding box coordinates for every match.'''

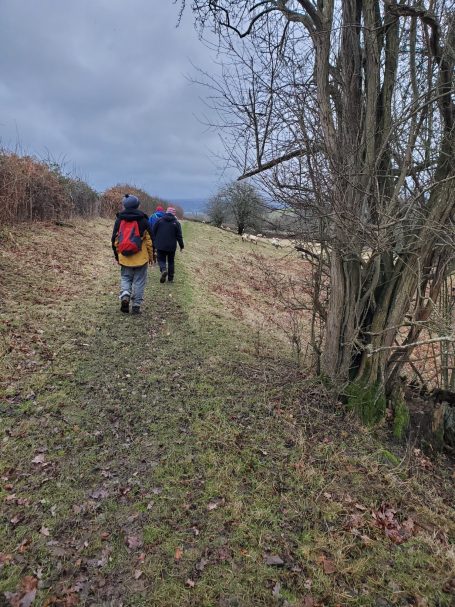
[0,1,233,200]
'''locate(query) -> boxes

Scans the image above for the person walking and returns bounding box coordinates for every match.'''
[149,205,165,229]
[148,205,166,264]
[111,194,154,314]
[152,206,184,283]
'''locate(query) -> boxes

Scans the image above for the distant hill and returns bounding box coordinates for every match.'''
[171,198,208,215]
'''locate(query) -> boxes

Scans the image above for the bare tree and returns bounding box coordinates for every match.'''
[184,0,455,420]
[206,191,227,227]
[226,180,264,234]
[211,181,265,234]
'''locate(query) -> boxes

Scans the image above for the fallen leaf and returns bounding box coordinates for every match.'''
[31,454,45,465]
[174,547,183,560]
[100,532,110,541]
[402,518,415,534]
[10,514,22,527]
[133,569,143,580]
[300,597,316,607]
[318,555,336,575]
[264,554,284,566]
[385,528,406,544]
[355,503,367,511]
[323,558,336,574]
[40,526,50,537]
[0,553,13,567]
[126,535,143,550]
[89,489,109,500]
[272,581,281,598]
[4,575,38,607]
[185,578,195,588]
[346,513,364,531]
[196,556,209,571]
[215,546,231,562]
[87,547,110,569]
[17,539,31,554]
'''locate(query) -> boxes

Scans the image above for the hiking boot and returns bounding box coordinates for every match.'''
[120,296,130,313]
[131,306,141,315]
[168,278,174,283]
[160,270,168,284]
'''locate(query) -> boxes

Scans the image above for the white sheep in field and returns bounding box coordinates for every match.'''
[270,238,282,248]
[249,235,258,244]
[226,226,231,231]
[257,233,263,238]
[241,233,250,242]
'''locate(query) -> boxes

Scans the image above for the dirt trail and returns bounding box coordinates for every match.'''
[0,220,454,606]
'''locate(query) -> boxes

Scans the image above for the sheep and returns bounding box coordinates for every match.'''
[249,235,258,245]
[257,233,263,238]
[270,238,282,248]
[241,233,251,242]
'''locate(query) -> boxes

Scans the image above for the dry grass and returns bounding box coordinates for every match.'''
[0,218,116,397]
[183,222,315,361]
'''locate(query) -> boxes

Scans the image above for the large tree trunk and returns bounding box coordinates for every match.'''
[320,4,455,422]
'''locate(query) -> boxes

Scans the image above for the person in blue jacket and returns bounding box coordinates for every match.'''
[152,207,184,283]
[148,206,165,263]
[149,205,165,229]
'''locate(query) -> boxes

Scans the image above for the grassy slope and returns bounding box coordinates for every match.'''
[0,219,454,607]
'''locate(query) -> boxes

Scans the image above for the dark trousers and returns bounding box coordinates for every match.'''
[157,250,175,280]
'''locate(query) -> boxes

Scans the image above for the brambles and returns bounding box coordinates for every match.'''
[99,184,182,218]
[0,152,182,226]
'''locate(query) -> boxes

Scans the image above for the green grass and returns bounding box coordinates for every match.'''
[0,219,454,606]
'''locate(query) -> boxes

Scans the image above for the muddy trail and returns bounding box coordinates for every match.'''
[0,220,454,606]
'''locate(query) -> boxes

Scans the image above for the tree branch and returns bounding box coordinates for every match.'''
[220,7,277,38]
[238,147,317,180]
[366,335,454,356]
[387,3,455,130]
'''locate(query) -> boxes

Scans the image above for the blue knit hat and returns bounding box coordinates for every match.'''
[123,194,140,209]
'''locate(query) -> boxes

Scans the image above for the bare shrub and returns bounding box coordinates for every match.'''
[0,152,71,223]
[99,184,174,218]
[0,151,100,224]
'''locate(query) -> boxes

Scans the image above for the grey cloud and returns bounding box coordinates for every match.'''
[0,0,233,199]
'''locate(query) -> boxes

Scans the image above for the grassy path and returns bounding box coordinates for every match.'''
[1,220,454,606]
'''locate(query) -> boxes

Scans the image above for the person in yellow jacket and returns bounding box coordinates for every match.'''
[111,194,154,314]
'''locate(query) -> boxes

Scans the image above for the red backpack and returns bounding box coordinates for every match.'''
[117,220,143,256]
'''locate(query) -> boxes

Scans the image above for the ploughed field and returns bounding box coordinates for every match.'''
[0,219,454,606]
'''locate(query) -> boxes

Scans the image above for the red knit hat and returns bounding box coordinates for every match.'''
[156,206,164,212]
